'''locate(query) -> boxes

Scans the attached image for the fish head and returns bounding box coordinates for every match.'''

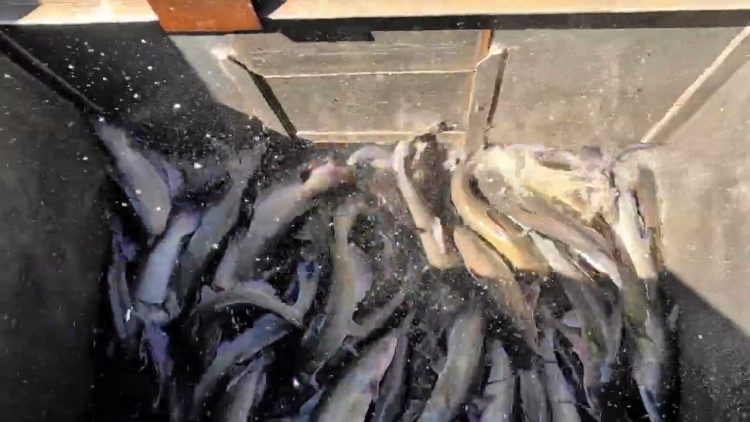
[302,160,355,195]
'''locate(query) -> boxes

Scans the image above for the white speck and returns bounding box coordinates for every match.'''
[155,206,162,211]
[98,116,105,122]
[81,156,89,161]
[68,64,75,70]
[133,93,140,99]
[292,378,300,389]
[102,76,108,81]
[3,73,10,79]
[173,103,181,110]
[135,189,142,195]
[211,243,220,250]
[121,202,128,207]
[193,162,203,169]
[147,65,153,71]
[697,334,703,340]
[125,308,132,321]
[141,39,147,44]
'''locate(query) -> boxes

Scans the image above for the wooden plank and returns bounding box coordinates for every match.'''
[231,31,484,75]
[263,71,473,134]
[147,0,261,32]
[268,0,750,20]
[1,0,156,24]
[640,26,750,144]
[464,32,509,152]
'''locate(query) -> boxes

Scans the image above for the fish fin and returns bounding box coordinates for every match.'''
[561,310,582,328]
[143,149,184,198]
[368,379,381,399]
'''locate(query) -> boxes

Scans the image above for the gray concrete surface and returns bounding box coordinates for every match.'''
[489,28,742,148]
[0,53,108,420]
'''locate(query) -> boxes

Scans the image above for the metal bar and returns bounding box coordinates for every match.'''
[227,56,298,139]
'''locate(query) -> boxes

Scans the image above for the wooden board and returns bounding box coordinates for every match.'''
[232,31,484,75]
[268,0,750,20]
[0,0,156,24]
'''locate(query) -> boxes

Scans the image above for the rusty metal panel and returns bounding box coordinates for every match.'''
[147,0,261,32]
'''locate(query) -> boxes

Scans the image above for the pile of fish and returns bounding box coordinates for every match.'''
[97,118,678,422]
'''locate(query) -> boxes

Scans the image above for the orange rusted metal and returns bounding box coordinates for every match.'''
[146,0,261,32]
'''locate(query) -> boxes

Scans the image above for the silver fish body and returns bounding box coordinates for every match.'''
[315,333,398,422]
[214,353,272,422]
[135,209,200,305]
[93,120,173,236]
[519,367,551,422]
[418,307,484,422]
[177,147,264,301]
[371,313,413,422]
[541,329,581,422]
[480,341,515,422]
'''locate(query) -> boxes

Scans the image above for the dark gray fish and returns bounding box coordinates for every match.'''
[176,146,264,302]
[519,366,551,422]
[134,209,200,305]
[371,313,413,422]
[315,333,398,422]
[213,161,353,290]
[304,197,369,375]
[541,329,581,422]
[197,261,321,327]
[214,353,273,422]
[106,215,138,341]
[418,307,484,422]
[93,119,173,236]
[480,341,515,422]
[191,262,319,416]
[190,313,289,418]
[141,322,173,407]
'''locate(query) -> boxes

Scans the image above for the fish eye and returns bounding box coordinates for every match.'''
[299,167,312,182]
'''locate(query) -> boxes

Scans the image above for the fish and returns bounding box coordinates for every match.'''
[371,313,413,422]
[346,145,393,170]
[190,313,290,417]
[474,167,621,286]
[93,119,173,236]
[418,307,484,422]
[393,138,460,269]
[106,215,139,341]
[453,226,538,350]
[608,162,670,422]
[176,146,265,303]
[530,233,622,396]
[141,322,173,407]
[479,341,516,422]
[315,333,398,422]
[303,198,373,376]
[134,209,200,305]
[214,353,272,422]
[472,145,614,223]
[450,162,546,273]
[197,261,321,327]
[540,328,582,422]
[519,366,551,422]
[213,160,353,290]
